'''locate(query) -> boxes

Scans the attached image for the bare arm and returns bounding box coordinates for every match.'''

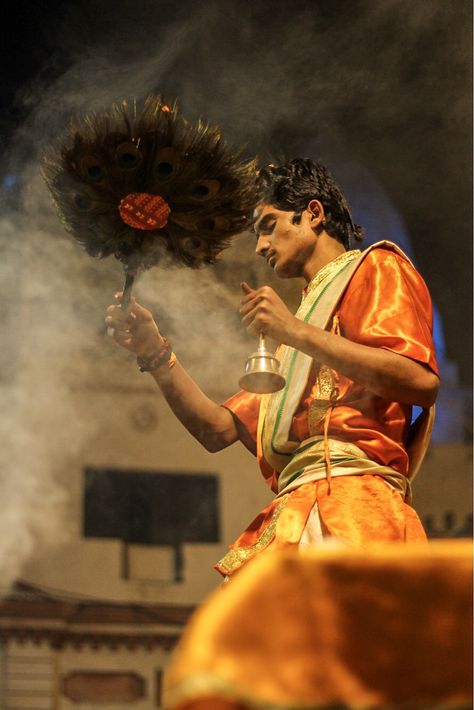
[105,296,249,452]
[240,283,439,408]
[150,360,254,452]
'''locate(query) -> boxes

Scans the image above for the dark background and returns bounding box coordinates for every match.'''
[1,0,472,385]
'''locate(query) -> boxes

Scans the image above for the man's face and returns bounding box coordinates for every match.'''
[252,203,318,279]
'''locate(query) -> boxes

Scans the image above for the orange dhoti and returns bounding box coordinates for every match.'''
[216,469,427,577]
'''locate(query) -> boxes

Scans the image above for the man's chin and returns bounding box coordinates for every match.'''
[273,262,294,279]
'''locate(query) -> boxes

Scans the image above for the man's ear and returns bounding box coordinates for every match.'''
[307,199,325,229]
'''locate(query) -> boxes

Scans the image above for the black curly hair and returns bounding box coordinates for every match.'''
[257,158,364,249]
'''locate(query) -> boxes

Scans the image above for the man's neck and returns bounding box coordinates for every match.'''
[303,232,347,283]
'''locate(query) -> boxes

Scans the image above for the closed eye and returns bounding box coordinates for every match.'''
[255,224,275,239]
[254,214,277,238]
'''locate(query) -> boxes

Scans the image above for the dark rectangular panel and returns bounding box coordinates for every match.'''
[83,468,220,545]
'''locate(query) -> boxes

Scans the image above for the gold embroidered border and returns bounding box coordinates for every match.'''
[216,495,290,575]
[304,249,361,297]
[307,364,336,432]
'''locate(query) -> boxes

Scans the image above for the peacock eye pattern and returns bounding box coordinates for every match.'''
[191,183,209,198]
[190,179,221,200]
[153,146,179,182]
[42,94,258,271]
[74,194,92,211]
[155,161,174,178]
[199,219,214,232]
[88,165,102,180]
[115,142,142,170]
[79,155,107,183]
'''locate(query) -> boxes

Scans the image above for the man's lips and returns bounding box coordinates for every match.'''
[267,252,277,267]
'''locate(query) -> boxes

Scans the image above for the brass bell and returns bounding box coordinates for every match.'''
[239,334,286,394]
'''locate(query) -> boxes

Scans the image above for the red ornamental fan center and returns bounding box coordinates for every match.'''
[119,193,171,230]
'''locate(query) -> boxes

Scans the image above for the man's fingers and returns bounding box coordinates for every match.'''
[114,330,131,341]
[240,290,272,315]
[123,297,154,324]
[132,301,153,321]
[239,300,256,317]
[241,304,266,332]
[115,292,139,315]
[240,283,276,306]
[106,301,143,325]
[105,307,135,337]
[241,282,264,309]
[106,310,131,328]
[114,292,131,316]
[241,308,257,328]
[240,281,255,295]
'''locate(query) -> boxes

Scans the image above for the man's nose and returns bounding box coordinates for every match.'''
[255,234,271,256]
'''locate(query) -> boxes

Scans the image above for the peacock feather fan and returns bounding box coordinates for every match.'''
[42,95,258,271]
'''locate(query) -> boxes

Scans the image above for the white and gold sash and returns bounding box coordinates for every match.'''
[259,249,362,474]
[258,242,434,483]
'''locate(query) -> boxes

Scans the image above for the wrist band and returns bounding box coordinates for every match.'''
[168,352,177,370]
[137,338,173,372]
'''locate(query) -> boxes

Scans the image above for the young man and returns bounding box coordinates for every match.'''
[105,158,439,578]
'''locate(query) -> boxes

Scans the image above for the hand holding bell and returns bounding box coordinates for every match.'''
[239,282,286,394]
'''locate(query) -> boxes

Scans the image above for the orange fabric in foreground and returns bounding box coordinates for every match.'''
[165,541,473,710]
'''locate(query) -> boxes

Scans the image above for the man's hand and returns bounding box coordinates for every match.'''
[106,294,245,453]
[240,282,299,344]
[105,293,164,357]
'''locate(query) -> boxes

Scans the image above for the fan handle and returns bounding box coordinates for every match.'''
[121,266,136,311]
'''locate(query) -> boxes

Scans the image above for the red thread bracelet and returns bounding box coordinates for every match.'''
[136,338,172,372]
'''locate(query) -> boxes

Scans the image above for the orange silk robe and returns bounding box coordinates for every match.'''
[217,245,439,576]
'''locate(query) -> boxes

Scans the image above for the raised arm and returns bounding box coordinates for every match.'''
[105,296,249,452]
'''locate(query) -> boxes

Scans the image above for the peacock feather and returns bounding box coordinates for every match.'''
[42,95,258,272]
